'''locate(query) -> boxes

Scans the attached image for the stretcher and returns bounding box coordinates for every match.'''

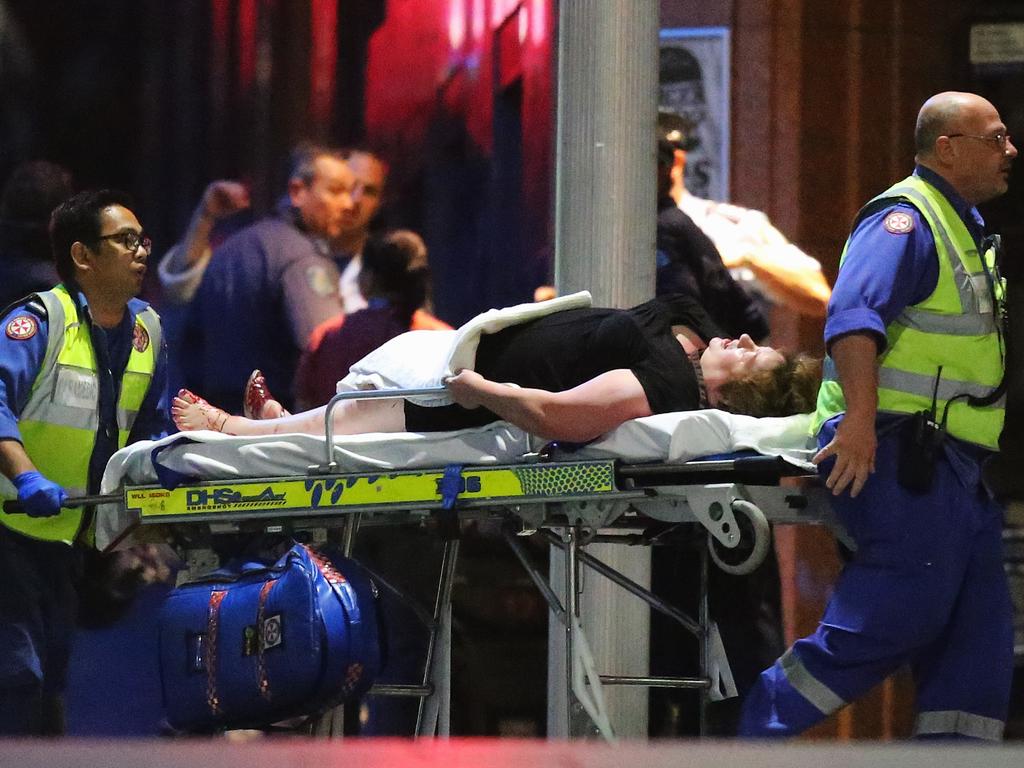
[90,390,841,739]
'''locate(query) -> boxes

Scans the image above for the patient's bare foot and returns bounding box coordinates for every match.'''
[172,389,231,432]
[243,370,289,420]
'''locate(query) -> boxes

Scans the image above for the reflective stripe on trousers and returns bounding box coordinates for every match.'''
[779,648,845,715]
[915,710,1003,741]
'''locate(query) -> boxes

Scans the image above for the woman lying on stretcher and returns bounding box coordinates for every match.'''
[172,295,821,443]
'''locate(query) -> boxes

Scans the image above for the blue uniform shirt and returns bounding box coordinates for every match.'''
[0,285,172,495]
[824,165,986,353]
[183,209,345,413]
[822,165,995,490]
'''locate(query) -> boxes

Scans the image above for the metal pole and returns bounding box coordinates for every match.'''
[548,0,660,739]
[553,0,659,305]
[416,538,459,737]
[565,526,579,736]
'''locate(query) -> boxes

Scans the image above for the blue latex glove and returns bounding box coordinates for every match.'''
[12,471,67,518]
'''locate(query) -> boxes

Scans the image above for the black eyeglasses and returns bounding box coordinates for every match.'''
[96,230,152,253]
[946,132,1012,150]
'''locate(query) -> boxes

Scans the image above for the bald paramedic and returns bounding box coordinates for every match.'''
[0,189,171,735]
[741,92,1017,739]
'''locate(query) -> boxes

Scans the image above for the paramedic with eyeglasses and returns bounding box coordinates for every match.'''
[740,91,1017,740]
[0,189,171,735]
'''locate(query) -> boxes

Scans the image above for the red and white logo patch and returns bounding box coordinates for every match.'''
[883,211,914,235]
[132,324,150,353]
[5,315,38,341]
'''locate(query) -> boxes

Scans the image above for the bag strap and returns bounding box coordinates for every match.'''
[256,579,277,702]
[206,590,228,717]
[302,545,370,707]
[305,544,347,586]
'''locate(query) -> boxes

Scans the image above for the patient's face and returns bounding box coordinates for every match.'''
[701,334,784,382]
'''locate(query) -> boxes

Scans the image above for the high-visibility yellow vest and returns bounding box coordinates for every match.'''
[813,175,1005,449]
[0,286,161,544]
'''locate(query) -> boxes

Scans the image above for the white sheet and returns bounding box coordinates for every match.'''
[579,411,816,467]
[95,409,815,550]
[339,291,592,405]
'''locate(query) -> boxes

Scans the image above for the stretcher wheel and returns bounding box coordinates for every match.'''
[707,499,771,576]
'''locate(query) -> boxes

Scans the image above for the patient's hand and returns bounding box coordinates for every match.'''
[445,369,486,409]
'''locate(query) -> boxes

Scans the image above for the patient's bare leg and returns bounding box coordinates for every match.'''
[172,389,406,436]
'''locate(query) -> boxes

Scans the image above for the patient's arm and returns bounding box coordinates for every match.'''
[445,369,652,442]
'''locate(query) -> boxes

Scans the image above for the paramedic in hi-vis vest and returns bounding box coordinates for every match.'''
[741,92,1017,740]
[0,189,170,735]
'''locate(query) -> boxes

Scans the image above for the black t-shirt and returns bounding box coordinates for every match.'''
[404,295,722,432]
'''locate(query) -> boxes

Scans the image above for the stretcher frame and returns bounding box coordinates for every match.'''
[111,388,841,738]
[121,462,837,737]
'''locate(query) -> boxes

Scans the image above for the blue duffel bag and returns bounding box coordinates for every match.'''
[158,542,381,732]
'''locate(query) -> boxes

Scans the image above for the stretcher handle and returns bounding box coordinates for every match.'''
[2,494,120,515]
[320,386,450,469]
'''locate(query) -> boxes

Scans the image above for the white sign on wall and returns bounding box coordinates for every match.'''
[659,27,731,202]
[970,23,1024,66]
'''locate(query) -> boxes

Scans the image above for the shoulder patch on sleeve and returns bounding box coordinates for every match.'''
[883,210,915,235]
[6,314,39,340]
[306,264,337,297]
[132,323,151,353]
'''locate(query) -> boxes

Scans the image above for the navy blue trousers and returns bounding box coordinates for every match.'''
[0,526,82,735]
[740,431,1013,740]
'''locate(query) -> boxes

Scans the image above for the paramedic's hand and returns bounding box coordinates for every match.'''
[12,471,68,517]
[812,412,876,498]
[445,369,486,409]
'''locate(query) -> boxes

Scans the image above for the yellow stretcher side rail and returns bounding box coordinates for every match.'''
[125,460,620,523]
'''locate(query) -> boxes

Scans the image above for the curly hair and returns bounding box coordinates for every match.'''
[715,352,822,418]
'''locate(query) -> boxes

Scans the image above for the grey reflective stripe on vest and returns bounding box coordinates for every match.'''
[19,292,90,426]
[897,306,996,336]
[33,401,98,430]
[36,290,67,374]
[118,309,160,433]
[137,305,162,359]
[779,648,846,715]
[878,367,1000,402]
[22,296,160,433]
[914,710,1003,740]
[887,184,976,312]
[822,357,838,382]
